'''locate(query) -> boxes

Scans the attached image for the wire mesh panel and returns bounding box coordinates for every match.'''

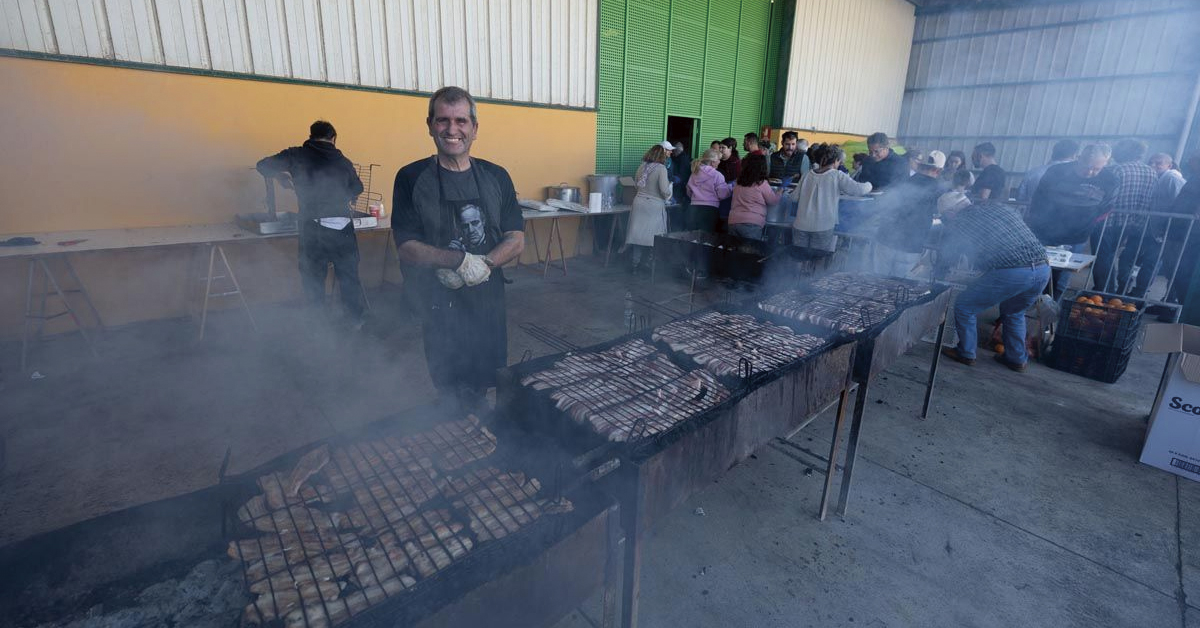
[651,310,828,377]
[352,163,383,215]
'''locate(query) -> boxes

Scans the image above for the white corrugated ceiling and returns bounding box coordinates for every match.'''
[0,0,598,109]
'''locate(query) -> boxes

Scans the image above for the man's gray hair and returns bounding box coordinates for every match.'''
[427,86,478,124]
[1079,143,1112,161]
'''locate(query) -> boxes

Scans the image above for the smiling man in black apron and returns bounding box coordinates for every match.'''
[392,87,525,410]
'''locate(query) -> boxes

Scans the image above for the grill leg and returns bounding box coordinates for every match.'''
[921,311,949,419]
[601,504,621,628]
[836,380,870,518]
[620,465,645,628]
[819,384,853,521]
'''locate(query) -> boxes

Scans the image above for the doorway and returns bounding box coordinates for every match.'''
[666,116,700,157]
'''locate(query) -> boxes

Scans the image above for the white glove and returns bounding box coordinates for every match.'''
[457,253,492,287]
[436,268,465,289]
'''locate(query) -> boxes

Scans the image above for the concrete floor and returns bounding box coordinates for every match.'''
[1,255,1196,628]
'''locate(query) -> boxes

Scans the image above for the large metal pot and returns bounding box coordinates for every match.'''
[586,174,619,208]
[546,183,582,204]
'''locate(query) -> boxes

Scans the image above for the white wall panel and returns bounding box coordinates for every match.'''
[156,1,209,69]
[47,0,109,58]
[353,0,386,87]
[383,0,416,90]
[108,0,161,63]
[201,0,251,73]
[782,0,915,136]
[285,0,325,81]
[244,0,290,78]
[0,0,598,109]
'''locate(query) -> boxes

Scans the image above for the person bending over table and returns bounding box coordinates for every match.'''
[687,149,733,233]
[791,144,872,256]
[727,154,780,241]
[257,120,366,329]
[938,201,1051,373]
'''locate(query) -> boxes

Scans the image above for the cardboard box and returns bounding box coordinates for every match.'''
[1140,324,1200,481]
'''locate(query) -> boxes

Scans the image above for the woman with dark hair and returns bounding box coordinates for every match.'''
[791,144,872,255]
[726,154,779,241]
[941,150,968,182]
[623,144,673,273]
[717,137,741,183]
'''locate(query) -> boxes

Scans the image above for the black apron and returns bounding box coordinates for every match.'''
[421,158,508,391]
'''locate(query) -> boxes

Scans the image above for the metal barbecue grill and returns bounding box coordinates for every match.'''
[498,300,860,628]
[0,405,620,628]
[225,415,615,628]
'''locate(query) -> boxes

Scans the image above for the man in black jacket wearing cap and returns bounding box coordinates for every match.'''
[257,120,366,327]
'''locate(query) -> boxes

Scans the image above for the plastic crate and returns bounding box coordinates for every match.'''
[1047,334,1135,384]
[1057,291,1144,347]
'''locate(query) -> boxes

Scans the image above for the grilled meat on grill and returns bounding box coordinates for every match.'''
[651,311,827,377]
[227,529,357,564]
[399,414,498,471]
[282,575,415,628]
[256,472,332,511]
[247,552,353,593]
[760,291,895,333]
[287,445,331,497]
[248,505,347,535]
[242,579,342,625]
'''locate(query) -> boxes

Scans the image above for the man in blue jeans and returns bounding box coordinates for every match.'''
[938,201,1051,372]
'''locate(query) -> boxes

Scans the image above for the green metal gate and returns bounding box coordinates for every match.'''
[596,0,782,175]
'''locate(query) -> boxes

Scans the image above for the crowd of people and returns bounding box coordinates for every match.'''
[623,129,1198,300]
[620,127,1199,372]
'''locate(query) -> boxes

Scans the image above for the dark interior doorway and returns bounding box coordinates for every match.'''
[666,116,699,157]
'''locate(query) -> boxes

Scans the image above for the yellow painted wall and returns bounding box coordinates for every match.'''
[0,57,598,339]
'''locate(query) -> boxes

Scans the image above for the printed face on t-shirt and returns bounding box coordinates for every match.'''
[459,205,487,249]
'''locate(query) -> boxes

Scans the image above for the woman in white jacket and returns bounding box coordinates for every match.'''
[624,143,673,273]
[791,144,872,256]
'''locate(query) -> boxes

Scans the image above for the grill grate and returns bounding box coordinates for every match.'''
[520,339,732,443]
[229,416,568,628]
[759,291,899,333]
[808,273,931,308]
[651,311,829,378]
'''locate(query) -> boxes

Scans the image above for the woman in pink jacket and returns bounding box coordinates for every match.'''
[727,154,780,241]
[685,149,732,233]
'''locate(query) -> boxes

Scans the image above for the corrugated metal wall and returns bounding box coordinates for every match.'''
[899,0,1200,181]
[595,0,780,176]
[782,0,915,136]
[0,0,598,109]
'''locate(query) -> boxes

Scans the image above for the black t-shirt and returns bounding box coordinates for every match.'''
[859,151,908,190]
[393,158,523,252]
[971,164,1007,199]
[1026,162,1118,245]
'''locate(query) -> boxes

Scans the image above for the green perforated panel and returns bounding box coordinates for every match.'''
[760,2,783,127]
[596,0,627,174]
[595,0,779,174]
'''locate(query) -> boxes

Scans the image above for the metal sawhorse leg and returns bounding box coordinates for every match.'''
[20,255,102,371]
[195,243,258,341]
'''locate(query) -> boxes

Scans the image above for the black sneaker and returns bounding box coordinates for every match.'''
[993,353,1027,372]
[941,347,975,366]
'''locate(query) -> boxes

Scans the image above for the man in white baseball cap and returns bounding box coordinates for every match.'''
[874,150,949,277]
